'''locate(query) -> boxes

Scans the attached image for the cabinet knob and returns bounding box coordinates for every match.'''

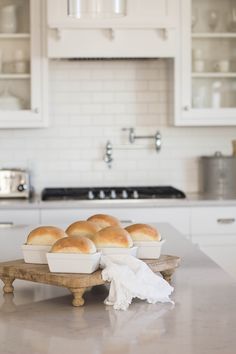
[162,28,169,40]
[33,108,39,114]
[183,105,190,111]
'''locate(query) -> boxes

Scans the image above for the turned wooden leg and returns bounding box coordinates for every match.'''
[160,269,175,284]
[1,277,15,294]
[69,287,86,307]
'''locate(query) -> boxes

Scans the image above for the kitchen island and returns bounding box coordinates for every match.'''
[0,223,236,354]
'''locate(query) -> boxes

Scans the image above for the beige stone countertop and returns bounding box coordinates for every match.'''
[0,223,236,354]
[2,194,236,209]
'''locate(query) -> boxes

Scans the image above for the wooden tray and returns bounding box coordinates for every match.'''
[0,255,180,307]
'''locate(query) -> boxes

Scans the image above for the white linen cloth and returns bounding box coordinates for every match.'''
[100,254,174,311]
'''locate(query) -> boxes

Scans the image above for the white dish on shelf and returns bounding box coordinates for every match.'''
[22,244,51,264]
[133,239,165,259]
[97,246,138,257]
[47,252,101,274]
[0,88,24,110]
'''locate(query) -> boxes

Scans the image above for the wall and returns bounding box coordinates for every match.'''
[0,59,236,194]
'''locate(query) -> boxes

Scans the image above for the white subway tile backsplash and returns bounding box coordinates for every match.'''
[0,58,236,194]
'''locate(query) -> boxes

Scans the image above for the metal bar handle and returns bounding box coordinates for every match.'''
[135,135,156,140]
[0,222,14,228]
[217,218,235,224]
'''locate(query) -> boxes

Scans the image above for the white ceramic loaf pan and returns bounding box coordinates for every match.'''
[97,246,138,256]
[22,244,51,264]
[133,240,165,259]
[46,252,101,274]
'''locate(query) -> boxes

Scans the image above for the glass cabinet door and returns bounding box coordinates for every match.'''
[192,0,236,109]
[179,0,236,125]
[0,0,31,110]
[0,0,47,128]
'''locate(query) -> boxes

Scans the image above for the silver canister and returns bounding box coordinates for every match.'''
[200,152,236,199]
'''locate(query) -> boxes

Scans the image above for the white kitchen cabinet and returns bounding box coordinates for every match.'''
[0,209,40,226]
[176,0,236,126]
[190,206,236,235]
[191,206,236,279]
[0,209,40,261]
[40,206,190,236]
[0,224,31,261]
[47,0,179,58]
[0,0,48,128]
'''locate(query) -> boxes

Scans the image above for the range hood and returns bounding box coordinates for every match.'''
[47,0,179,59]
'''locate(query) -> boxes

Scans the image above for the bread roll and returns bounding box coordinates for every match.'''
[51,235,96,254]
[93,226,133,248]
[87,214,121,229]
[125,224,161,242]
[66,221,100,239]
[26,226,67,246]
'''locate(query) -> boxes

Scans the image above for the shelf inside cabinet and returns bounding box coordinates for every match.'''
[0,74,30,79]
[192,33,236,39]
[0,33,30,39]
[192,73,236,78]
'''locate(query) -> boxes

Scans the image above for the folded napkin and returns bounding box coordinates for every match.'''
[100,254,174,311]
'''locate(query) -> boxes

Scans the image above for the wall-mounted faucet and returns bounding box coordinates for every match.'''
[103,141,113,168]
[122,128,162,152]
[103,129,162,168]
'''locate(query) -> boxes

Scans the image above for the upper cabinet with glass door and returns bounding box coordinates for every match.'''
[177,0,236,125]
[0,0,47,128]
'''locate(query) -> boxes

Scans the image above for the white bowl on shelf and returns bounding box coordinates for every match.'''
[22,244,51,264]
[47,252,101,274]
[133,239,165,259]
[0,90,24,110]
[97,246,138,257]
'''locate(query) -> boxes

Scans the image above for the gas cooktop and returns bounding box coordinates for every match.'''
[41,186,186,201]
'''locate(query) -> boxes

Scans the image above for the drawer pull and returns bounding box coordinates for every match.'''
[0,222,14,228]
[120,220,134,224]
[217,218,235,224]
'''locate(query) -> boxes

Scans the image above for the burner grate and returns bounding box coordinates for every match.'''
[41,186,186,201]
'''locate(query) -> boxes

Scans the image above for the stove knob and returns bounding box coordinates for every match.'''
[132,190,139,199]
[122,190,128,199]
[88,190,94,200]
[110,190,116,199]
[99,190,106,199]
[17,184,27,192]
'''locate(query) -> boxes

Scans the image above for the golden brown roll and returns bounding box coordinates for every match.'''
[93,226,133,248]
[87,214,121,229]
[66,221,100,239]
[26,226,67,246]
[125,223,161,241]
[51,235,96,254]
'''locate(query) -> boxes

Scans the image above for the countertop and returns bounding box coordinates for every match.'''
[0,223,236,354]
[2,193,236,209]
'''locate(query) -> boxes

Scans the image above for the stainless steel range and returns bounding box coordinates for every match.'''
[41,186,186,201]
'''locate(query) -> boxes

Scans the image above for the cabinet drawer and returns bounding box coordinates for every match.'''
[41,206,189,235]
[191,207,236,235]
[0,210,40,226]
